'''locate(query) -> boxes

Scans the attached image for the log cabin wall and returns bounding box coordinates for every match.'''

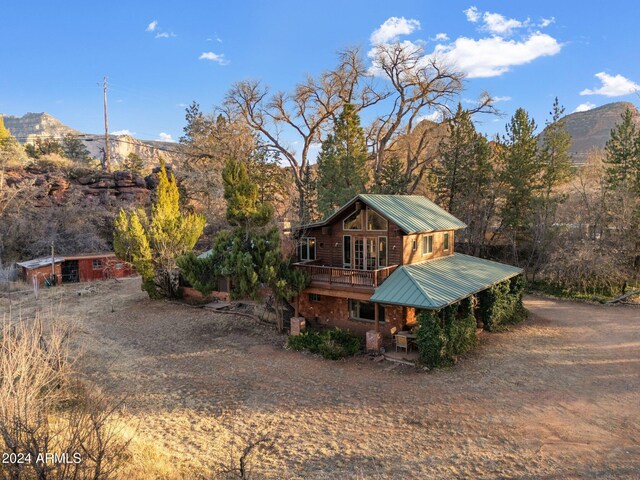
[402,230,455,265]
[297,205,403,267]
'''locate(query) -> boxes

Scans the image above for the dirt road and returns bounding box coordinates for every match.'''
[1,280,638,479]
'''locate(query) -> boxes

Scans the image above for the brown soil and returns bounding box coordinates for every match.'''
[1,279,638,479]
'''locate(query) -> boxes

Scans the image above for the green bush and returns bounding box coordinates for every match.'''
[287,328,362,360]
[447,297,477,356]
[478,275,527,331]
[416,311,449,368]
[416,296,479,369]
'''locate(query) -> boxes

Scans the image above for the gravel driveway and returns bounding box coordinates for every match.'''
[2,280,638,479]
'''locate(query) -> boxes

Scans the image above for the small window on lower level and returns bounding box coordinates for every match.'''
[348,299,385,322]
[308,293,321,302]
[115,262,123,270]
[92,259,103,270]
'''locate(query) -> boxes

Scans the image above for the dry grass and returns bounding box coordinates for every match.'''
[1,279,639,479]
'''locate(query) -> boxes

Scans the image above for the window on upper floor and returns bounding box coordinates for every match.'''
[343,210,363,230]
[299,237,316,261]
[366,209,388,231]
[422,234,433,255]
[443,232,450,251]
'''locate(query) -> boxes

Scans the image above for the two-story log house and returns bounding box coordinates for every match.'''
[293,194,521,347]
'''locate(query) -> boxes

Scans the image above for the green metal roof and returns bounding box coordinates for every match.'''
[358,194,466,233]
[370,253,523,310]
[296,194,466,234]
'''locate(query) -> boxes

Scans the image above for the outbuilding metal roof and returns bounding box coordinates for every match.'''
[298,194,466,234]
[370,253,522,310]
[17,257,64,270]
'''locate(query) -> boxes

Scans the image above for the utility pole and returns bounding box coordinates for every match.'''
[103,76,111,172]
[51,241,56,285]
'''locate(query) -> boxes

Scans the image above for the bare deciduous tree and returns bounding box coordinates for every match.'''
[366,42,494,193]
[223,47,385,221]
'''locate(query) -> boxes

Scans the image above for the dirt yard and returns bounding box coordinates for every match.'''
[1,279,638,479]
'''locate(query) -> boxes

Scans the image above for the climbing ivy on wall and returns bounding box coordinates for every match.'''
[478,275,527,331]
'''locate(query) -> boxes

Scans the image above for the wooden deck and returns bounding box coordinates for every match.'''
[295,262,398,288]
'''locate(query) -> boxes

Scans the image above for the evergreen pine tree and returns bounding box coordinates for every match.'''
[498,108,541,264]
[374,156,409,194]
[605,107,640,193]
[433,105,494,255]
[316,104,369,217]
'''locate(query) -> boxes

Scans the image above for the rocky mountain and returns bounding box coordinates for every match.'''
[551,102,640,164]
[1,112,182,167]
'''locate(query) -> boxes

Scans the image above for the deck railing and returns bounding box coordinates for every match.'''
[295,262,398,288]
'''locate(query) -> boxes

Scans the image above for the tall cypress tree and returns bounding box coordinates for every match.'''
[316,104,369,217]
[114,162,205,298]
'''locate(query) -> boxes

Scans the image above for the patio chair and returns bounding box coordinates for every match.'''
[395,332,409,353]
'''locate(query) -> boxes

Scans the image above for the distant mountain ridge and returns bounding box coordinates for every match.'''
[552,102,640,164]
[1,112,181,167]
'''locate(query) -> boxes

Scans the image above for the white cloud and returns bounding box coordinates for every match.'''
[465,7,537,36]
[368,10,561,80]
[416,111,444,123]
[580,72,640,97]
[158,132,174,142]
[146,20,158,32]
[112,129,134,136]
[176,103,188,108]
[481,12,528,36]
[493,95,512,102]
[464,6,480,23]
[198,51,229,65]
[539,17,555,28]
[433,32,561,78]
[370,17,420,44]
[155,32,176,39]
[574,102,596,113]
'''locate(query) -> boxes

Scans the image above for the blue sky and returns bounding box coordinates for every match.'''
[1,0,638,145]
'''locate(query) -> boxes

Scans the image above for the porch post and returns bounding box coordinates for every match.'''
[374,302,380,333]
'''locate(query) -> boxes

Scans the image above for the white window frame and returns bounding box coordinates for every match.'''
[366,208,388,232]
[378,236,388,268]
[343,210,363,231]
[299,237,316,261]
[422,234,433,256]
[443,232,450,251]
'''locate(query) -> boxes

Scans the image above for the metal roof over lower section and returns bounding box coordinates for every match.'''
[370,253,523,310]
[17,257,64,269]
